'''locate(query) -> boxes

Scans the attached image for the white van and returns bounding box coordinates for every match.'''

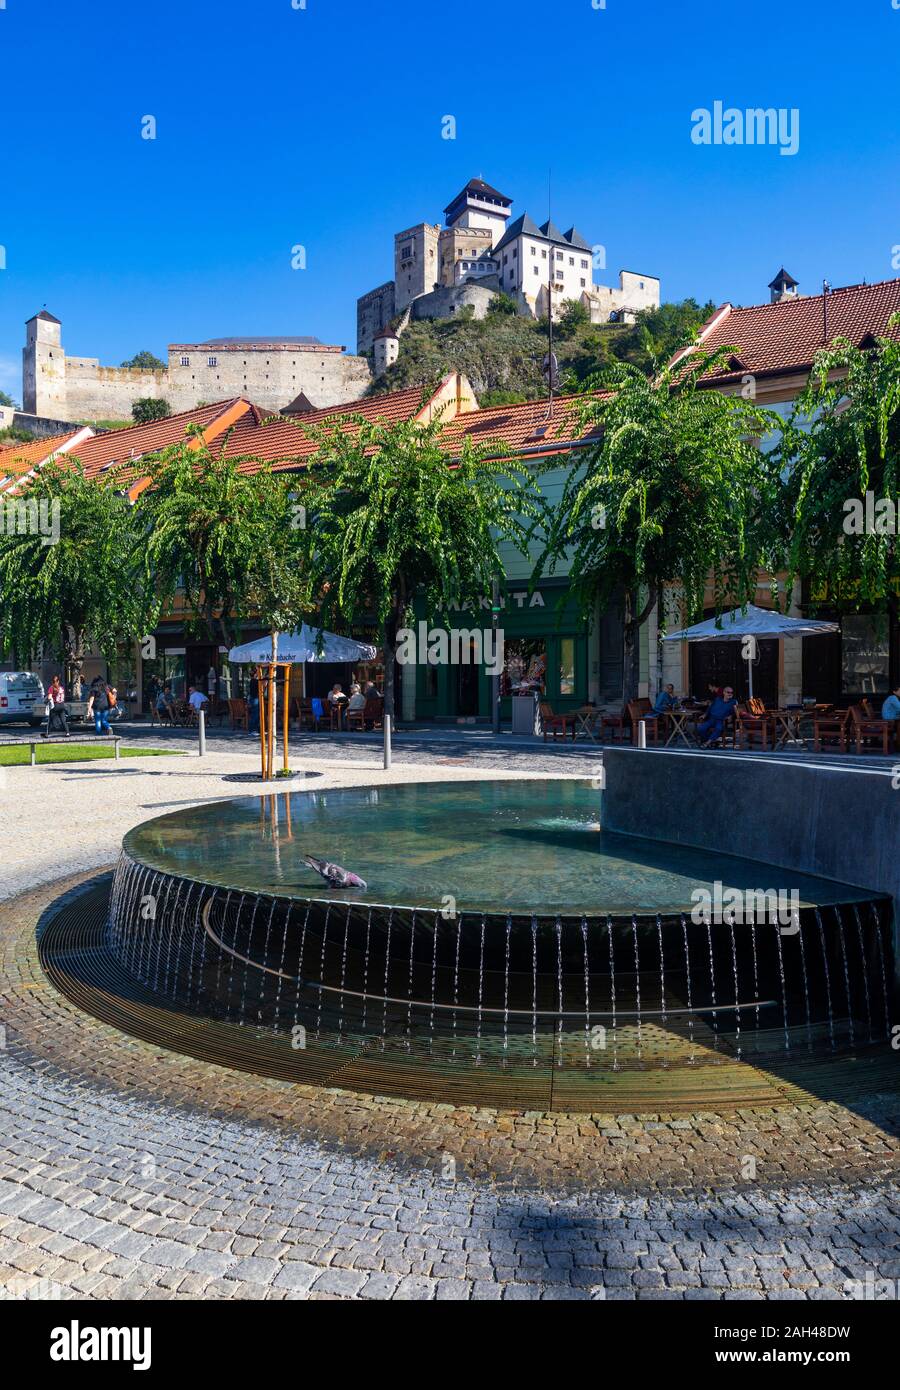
[0,671,45,727]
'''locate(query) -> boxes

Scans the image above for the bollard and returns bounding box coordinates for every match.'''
[198,708,206,757]
[383,712,392,771]
[638,719,647,750]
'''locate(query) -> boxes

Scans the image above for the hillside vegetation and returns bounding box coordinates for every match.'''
[368,299,716,404]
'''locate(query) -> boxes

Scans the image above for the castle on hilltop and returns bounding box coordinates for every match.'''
[357,177,660,360]
[22,312,370,423]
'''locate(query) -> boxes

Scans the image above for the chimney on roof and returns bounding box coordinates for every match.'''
[768,268,799,303]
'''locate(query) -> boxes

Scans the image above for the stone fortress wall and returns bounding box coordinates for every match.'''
[23,313,371,422]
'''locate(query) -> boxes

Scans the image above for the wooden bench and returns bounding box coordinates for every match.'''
[0,734,123,766]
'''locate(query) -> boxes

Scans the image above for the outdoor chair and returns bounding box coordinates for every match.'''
[345,703,366,731]
[363,697,383,730]
[539,701,576,742]
[228,698,248,732]
[849,704,892,755]
[599,707,628,744]
[626,698,661,746]
[737,707,773,751]
[150,702,175,728]
[813,707,849,754]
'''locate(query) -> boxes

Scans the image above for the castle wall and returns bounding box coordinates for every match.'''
[26,334,373,423]
[165,346,371,414]
[411,283,498,323]
[357,281,396,356]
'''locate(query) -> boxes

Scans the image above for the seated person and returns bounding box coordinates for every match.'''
[155,683,176,722]
[347,683,366,712]
[696,686,739,747]
[363,681,382,701]
[187,685,209,711]
[881,684,900,724]
[328,683,347,706]
[651,683,678,716]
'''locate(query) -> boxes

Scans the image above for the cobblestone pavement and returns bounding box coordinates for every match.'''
[1,1049,898,1302]
[0,743,898,1300]
[1,873,899,1300]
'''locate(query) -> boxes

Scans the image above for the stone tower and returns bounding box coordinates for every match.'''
[393,223,441,313]
[23,310,67,417]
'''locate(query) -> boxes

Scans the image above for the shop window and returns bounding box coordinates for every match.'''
[500,639,547,696]
[841,615,889,694]
[559,637,576,697]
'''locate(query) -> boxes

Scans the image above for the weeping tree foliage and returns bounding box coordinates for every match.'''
[303,412,539,723]
[0,462,159,695]
[137,429,312,649]
[769,318,900,615]
[537,347,779,701]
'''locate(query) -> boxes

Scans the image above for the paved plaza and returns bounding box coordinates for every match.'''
[0,732,898,1300]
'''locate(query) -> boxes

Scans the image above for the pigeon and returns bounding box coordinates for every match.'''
[303,855,367,890]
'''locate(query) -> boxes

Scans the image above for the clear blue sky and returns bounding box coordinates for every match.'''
[1,0,898,402]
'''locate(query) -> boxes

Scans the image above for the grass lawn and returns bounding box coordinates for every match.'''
[0,744,183,767]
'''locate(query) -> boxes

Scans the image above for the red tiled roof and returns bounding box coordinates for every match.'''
[64,399,258,482]
[0,428,85,473]
[439,393,605,458]
[219,385,446,471]
[677,278,900,386]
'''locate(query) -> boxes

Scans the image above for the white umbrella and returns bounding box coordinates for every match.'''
[228,624,376,665]
[662,604,839,699]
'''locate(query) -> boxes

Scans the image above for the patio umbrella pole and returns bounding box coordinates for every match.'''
[282,663,290,776]
[267,659,276,782]
[257,669,267,781]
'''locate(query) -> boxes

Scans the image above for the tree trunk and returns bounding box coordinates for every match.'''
[622,586,658,706]
[622,590,642,706]
[63,625,86,698]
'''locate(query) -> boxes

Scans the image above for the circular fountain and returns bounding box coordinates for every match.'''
[40,780,895,1110]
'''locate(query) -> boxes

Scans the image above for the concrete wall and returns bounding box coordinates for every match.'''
[602,747,900,935]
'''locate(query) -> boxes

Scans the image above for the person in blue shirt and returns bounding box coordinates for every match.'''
[881,684,900,724]
[651,684,678,715]
[696,686,739,747]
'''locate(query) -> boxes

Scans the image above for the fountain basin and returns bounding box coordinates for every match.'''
[104,781,894,1076]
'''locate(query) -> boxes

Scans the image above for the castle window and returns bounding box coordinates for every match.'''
[569,256,574,266]
[530,246,536,255]
[533,266,539,276]
[207,356,217,367]
[181,356,190,366]
[556,251,563,261]
[541,249,547,259]
[580,278,586,287]
[581,260,588,269]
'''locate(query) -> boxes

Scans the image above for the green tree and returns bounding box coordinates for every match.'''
[0,390,18,409]
[137,432,310,650]
[538,348,778,701]
[612,299,717,372]
[558,299,590,334]
[0,463,159,695]
[303,411,538,731]
[122,351,166,370]
[771,319,900,615]
[485,291,519,317]
[132,397,171,424]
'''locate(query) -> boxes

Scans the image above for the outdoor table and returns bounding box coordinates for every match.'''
[574,706,602,741]
[772,708,806,749]
[664,707,697,747]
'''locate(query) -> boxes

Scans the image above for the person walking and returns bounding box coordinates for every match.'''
[45,675,69,736]
[86,679,112,735]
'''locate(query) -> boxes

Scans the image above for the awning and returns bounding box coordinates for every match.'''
[228,624,377,665]
[663,604,839,643]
